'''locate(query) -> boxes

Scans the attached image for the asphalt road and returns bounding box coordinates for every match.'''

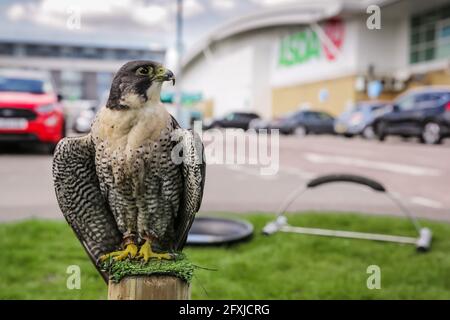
[1,134,449,222]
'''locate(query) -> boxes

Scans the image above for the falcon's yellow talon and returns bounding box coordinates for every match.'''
[100,243,138,262]
[138,240,172,262]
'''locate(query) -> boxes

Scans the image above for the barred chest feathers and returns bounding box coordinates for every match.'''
[92,102,170,148]
[91,103,173,187]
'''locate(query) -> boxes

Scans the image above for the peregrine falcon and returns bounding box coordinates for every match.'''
[53,61,205,274]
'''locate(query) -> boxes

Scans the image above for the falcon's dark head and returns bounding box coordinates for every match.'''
[106,60,175,110]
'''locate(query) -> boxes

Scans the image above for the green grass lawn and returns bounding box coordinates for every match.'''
[1,212,450,299]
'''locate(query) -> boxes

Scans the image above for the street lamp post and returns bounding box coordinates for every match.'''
[175,0,184,125]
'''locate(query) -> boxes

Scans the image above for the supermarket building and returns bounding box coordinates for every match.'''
[181,0,450,119]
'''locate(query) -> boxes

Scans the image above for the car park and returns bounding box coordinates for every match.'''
[270,110,335,136]
[203,112,260,130]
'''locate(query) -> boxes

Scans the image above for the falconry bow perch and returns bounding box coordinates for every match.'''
[52,61,205,282]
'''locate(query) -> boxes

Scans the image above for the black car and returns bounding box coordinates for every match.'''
[271,110,335,135]
[374,87,450,144]
[204,112,260,130]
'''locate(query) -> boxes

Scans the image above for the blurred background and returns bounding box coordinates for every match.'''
[1,0,449,221]
[1,0,450,299]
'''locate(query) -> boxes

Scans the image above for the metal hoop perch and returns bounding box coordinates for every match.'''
[263,173,432,252]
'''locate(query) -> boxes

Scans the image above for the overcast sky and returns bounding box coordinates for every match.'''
[0,0,310,51]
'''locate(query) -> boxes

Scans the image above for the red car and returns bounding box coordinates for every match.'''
[0,70,65,153]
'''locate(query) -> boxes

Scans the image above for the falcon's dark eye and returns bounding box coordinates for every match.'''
[157,66,165,74]
[136,66,152,76]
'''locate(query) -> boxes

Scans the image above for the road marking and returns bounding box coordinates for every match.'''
[280,167,316,179]
[221,163,315,181]
[225,164,278,180]
[304,152,440,176]
[410,196,443,209]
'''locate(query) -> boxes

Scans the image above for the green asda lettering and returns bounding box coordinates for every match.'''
[278,29,321,66]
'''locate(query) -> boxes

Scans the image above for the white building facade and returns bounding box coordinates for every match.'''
[182,0,450,118]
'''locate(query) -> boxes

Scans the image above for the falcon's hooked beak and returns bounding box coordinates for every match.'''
[157,68,176,86]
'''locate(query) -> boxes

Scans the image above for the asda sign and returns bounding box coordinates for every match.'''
[278,19,345,67]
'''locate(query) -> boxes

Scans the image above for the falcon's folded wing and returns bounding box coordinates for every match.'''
[52,135,121,282]
[174,129,206,251]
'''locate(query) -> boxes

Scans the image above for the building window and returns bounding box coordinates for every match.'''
[25,44,60,57]
[60,71,82,100]
[97,72,113,101]
[410,4,450,64]
[436,18,450,59]
[0,43,14,55]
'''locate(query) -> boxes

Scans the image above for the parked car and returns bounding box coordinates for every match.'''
[0,70,65,153]
[248,118,271,131]
[334,101,390,139]
[271,110,335,135]
[73,107,96,133]
[204,112,260,130]
[373,86,450,144]
[73,92,108,133]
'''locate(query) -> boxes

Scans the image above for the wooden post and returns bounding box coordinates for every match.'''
[108,276,190,300]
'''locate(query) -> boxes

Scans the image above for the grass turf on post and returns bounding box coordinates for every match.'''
[101,256,194,300]
[101,254,195,283]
